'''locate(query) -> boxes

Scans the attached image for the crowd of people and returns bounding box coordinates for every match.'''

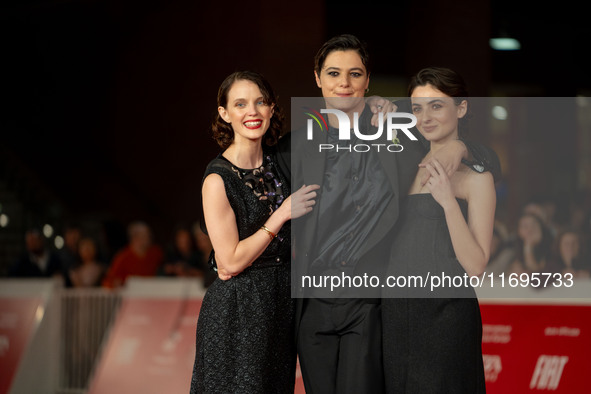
[7,192,590,289]
[6,220,216,289]
[7,191,589,290]
[488,193,591,282]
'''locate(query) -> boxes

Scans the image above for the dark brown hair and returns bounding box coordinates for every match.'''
[553,229,584,262]
[408,67,468,104]
[515,213,553,265]
[314,34,370,75]
[409,67,470,136]
[212,71,284,149]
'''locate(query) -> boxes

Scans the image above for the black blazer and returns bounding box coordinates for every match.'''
[275,104,500,336]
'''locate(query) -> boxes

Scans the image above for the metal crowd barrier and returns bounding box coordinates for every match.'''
[56,288,121,394]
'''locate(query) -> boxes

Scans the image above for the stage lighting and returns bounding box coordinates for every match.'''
[43,224,54,238]
[490,38,521,51]
[0,214,8,228]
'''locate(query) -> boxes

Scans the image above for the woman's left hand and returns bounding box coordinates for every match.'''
[217,266,233,281]
[420,140,466,186]
[423,159,456,210]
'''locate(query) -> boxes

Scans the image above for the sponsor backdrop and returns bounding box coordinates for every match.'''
[481,302,590,393]
[2,289,588,393]
[85,298,589,393]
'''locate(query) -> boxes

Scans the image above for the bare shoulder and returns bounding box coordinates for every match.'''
[202,173,233,216]
[464,169,495,200]
[466,169,494,186]
[202,173,225,194]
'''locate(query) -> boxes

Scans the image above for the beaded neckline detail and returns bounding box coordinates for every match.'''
[223,154,285,214]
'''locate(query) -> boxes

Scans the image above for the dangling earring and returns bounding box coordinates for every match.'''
[365,88,370,94]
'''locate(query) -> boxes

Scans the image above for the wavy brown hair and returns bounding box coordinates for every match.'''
[212,71,284,149]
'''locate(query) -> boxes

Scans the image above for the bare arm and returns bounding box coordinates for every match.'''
[202,174,318,278]
[425,160,496,277]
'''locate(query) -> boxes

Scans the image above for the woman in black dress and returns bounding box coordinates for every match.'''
[382,68,496,393]
[190,71,318,393]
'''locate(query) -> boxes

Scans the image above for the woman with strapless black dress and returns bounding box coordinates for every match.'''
[190,71,318,393]
[382,68,496,393]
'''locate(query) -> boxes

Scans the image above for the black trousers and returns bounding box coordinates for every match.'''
[297,298,384,394]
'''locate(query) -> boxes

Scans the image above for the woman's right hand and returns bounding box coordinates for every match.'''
[366,96,397,127]
[281,184,320,220]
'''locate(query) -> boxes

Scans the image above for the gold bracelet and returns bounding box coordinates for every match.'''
[260,225,277,241]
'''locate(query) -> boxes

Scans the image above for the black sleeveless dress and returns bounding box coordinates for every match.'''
[382,194,486,394]
[190,150,295,394]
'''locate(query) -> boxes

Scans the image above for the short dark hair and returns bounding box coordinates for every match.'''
[314,34,370,75]
[408,67,469,104]
[212,71,284,149]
